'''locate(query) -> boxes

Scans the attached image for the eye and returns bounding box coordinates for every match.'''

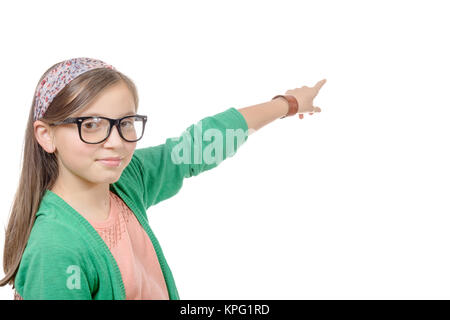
[84,122,96,129]
[82,118,102,130]
[121,118,135,128]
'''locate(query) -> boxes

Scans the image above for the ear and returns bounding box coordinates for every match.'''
[34,120,56,153]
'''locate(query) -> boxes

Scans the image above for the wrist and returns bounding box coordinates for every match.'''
[271,97,289,118]
[272,95,299,118]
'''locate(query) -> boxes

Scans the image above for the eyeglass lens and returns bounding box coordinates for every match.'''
[81,116,144,143]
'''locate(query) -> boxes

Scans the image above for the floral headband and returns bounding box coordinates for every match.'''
[33,57,116,121]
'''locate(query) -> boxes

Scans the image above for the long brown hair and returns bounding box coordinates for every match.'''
[0,60,139,287]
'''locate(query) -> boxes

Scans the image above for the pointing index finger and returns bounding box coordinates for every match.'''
[315,79,327,90]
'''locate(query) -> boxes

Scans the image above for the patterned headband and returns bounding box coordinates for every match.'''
[33,57,116,121]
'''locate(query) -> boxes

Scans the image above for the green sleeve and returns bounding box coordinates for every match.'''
[133,107,249,209]
[15,243,95,300]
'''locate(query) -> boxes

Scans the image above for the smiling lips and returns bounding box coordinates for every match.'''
[98,157,123,161]
[97,157,123,167]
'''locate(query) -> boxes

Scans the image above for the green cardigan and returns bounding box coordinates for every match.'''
[14,107,249,300]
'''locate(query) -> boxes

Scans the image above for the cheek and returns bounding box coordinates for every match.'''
[56,132,96,168]
[123,143,137,165]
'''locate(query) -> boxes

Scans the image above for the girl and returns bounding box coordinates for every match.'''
[0,57,326,300]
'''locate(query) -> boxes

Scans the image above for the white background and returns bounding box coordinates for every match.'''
[1,0,449,300]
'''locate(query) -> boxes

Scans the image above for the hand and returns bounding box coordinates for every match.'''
[285,79,327,119]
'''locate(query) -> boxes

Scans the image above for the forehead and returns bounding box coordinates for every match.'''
[72,82,136,118]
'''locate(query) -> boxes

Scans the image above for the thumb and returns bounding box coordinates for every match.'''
[308,106,321,115]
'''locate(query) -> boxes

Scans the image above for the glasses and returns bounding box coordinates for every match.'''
[49,114,148,144]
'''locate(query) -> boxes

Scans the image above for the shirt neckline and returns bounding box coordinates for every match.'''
[86,190,118,229]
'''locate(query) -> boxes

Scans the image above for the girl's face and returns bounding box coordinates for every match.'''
[49,81,138,187]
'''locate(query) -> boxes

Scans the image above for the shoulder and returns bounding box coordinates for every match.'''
[19,212,101,281]
[21,215,98,271]
[28,213,93,252]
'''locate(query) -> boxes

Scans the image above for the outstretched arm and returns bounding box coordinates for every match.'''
[237,79,327,134]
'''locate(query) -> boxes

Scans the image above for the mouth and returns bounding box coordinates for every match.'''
[96,157,123,167]
[97,157,123,161]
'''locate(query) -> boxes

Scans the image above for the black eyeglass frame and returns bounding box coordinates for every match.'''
[49,114,148,144]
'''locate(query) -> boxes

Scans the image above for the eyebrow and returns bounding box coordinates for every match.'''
[79,111,136,117]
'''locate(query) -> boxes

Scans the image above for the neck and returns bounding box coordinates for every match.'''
[50,177,111,222]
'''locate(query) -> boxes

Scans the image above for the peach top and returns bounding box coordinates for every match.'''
[86,191,169,300]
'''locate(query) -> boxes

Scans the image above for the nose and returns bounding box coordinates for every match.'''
[104,124,124,145]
